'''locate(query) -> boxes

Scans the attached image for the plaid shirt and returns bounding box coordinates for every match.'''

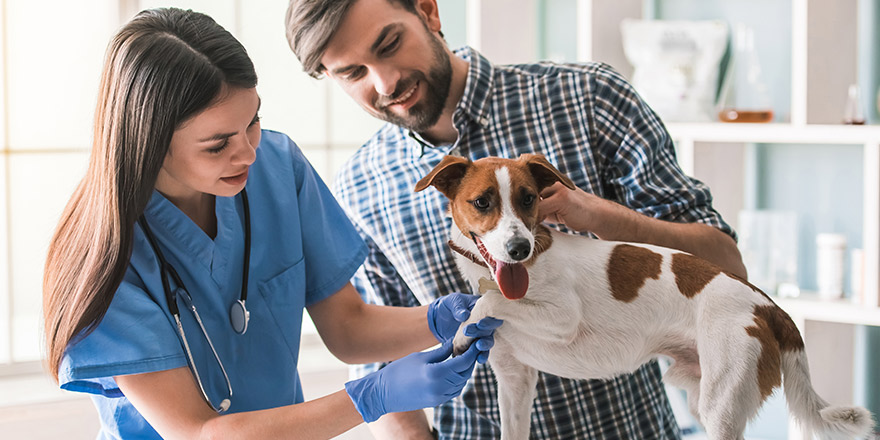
[332,47,733,439]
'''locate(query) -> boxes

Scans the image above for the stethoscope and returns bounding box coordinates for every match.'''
[137,189,251,413]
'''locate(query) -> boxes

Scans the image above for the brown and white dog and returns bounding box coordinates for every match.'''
[415,154,873,440]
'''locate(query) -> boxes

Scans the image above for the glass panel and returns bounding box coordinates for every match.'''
[538,0,577,62]
[0,154,9,364]
[0,0,5,154]
[756,143,864,294]
[6,0,120,150]
[0,0,7,363]
[236,0,330,146]
[439,0,468,50]
[9,152,88,362]
[327,84,384,147]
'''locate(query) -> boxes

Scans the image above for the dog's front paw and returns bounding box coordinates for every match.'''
[452,327,474,357]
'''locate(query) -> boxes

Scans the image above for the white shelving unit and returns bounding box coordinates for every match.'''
[546,1,879,438]
[666,121,880,439]
[669,122,880,314]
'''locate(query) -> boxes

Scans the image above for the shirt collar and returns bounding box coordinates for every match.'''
[453,46,495,130]
[409,46,495,157]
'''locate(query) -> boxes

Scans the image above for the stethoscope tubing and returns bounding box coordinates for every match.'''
[137,189,251,413]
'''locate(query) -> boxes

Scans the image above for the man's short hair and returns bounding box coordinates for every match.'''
[286,0,418,78]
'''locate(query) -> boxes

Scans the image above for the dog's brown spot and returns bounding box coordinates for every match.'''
[754,304,804,352]
[746,304,805,401]
[746,311,782,401]
[671,253,722,298]
[607,244,662,302]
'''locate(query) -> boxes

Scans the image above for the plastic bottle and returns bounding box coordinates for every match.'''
[816,233,847,300]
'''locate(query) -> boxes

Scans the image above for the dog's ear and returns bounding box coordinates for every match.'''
[415,155,471,198]
[520,154,576,190]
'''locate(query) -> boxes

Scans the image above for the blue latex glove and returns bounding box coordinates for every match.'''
[461,317,503,364]
[427,292,480,343]
[345,342,481,423]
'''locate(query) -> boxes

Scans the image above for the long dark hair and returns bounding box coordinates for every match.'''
[43,8,257,382]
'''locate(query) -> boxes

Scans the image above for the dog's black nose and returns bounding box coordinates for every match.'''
[506,238,531,261]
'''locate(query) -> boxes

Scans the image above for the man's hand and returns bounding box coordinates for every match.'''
[538,182,747,277]
[539,181,607,233]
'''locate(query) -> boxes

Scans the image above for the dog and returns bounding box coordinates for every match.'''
[415,153,874,440]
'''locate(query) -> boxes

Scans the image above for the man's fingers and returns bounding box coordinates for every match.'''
[540,181,564,198]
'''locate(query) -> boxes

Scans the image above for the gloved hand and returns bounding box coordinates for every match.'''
[345,342,481,423]
[458,316,503,364]
[427,292,480,343]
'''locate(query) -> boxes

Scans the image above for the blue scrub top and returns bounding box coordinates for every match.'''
[58,130,367,439]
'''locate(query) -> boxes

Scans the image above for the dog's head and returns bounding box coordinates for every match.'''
[415,154,575,300]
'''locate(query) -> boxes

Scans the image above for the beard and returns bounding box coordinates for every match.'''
[373,31,452,133]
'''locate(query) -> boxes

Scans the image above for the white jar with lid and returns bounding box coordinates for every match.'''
[816,233,846,300]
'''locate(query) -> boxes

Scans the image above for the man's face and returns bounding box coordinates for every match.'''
[320,0,452,132]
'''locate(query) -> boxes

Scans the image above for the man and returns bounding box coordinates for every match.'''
[285,0,747,438]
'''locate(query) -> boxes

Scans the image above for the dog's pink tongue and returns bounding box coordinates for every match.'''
[495,261,528,300]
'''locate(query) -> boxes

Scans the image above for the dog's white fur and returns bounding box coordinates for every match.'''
[416,154,874,440]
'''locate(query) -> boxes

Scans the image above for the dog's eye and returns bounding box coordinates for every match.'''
[473,197,490,210]
[522,194,536,207]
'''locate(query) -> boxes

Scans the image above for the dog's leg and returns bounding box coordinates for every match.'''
[697,324,764,440]
[660,347,703,426]
[490,347,538,440]
[452,297,487,356]
[452,293,506,355]
[663,360,703,426]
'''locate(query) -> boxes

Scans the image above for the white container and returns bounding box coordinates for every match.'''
[816,233,847,300]
[850,248,864,304]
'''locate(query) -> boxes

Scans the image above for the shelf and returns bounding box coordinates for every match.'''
[666,122,880,145]
[774,293,880,327]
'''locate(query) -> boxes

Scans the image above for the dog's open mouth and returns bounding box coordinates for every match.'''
[474,236,529,300]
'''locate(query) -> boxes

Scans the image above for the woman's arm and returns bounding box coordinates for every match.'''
[306,283,437,364]
[115,367,363,440]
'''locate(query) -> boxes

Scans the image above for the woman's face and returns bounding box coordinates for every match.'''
[156,86,261,202]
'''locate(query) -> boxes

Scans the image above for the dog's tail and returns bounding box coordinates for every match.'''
[782,348,874,438]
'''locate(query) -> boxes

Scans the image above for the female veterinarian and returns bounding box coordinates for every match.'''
[42,8,500,439]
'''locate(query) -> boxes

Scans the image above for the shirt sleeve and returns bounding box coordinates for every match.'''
[288,139,368,306]
[587,63,736,240]
[58,268,187,397]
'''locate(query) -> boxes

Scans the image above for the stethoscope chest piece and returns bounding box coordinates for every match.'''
[230,300,249,334]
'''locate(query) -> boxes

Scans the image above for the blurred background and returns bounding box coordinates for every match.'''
[1,0,879,438]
